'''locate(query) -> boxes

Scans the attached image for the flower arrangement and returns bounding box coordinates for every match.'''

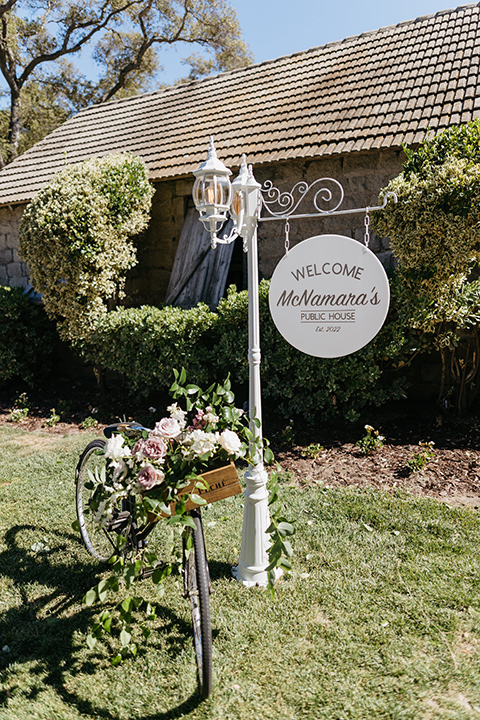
[89,370,252,532]
[82,370,289,664]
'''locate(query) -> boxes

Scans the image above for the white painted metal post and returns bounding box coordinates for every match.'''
[232,177,271,585]
[193,146,273,586]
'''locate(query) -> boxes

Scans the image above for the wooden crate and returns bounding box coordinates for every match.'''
[182,461,242,511]
[148,462,242,521]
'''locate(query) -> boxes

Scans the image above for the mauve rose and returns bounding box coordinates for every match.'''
[142,436,167,460]
[132,439,145,458]
[137,464,164,491]
[153,417,181,439]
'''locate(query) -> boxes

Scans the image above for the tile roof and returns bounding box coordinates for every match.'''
[0,3,480,205]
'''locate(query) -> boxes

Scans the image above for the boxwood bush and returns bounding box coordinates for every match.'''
[0,287,57,385]
[84,281,407,423]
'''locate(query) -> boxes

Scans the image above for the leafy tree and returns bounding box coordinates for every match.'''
[18,153,154,347]
[0,0,252,164]
[372,120,480,414]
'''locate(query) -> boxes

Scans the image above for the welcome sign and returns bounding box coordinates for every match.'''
[268,234,390,358]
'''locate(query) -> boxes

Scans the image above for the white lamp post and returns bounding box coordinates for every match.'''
[193,138,271,586]
[192,139,399,587]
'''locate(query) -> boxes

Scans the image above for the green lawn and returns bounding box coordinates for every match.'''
[0,425,480,719]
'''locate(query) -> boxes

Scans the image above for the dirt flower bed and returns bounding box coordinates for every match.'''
[1,386,479,508]
[272,409,480,508]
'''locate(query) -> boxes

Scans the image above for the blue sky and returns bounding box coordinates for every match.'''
[156,0,455,85]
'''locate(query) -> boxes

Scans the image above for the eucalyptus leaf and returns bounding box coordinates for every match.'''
[120,629,131,647]
[84,589,96,606]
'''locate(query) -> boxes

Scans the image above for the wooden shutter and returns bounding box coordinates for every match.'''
[165,207,234,308]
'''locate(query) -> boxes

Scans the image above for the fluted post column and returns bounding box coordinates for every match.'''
[232,167,271,586]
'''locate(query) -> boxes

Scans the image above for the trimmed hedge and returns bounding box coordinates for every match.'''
[0,287,57,385]
[84,281,407,423]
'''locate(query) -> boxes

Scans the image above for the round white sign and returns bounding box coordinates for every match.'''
[268,234,390,358]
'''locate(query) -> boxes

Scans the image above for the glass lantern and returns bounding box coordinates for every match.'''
[192,138,232,242]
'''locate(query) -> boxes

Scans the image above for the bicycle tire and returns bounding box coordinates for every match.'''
[76,439,131,562]
[184,511,213,699]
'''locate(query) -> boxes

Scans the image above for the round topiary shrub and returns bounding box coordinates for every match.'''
[18,153,154,347]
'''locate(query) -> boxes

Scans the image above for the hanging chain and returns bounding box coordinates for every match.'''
[364,208,370,248]
[284,218,290,254]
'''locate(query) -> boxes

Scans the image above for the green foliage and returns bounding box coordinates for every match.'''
[80,416,99,430]
[301,443,324,461]
[18,153,154,345]
[402,119,480,178]
[372,120,480,414]
[0,80,71,164]
[84,282,407,423]
[374,157,480,303]
[406,441,435,473]
[83,302,219,393]
[356,425,385,456]
[0,286,56,385]
[266,470,295,598]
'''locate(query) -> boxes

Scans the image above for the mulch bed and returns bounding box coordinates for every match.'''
[273,407,480,507]
[1,382,479,508]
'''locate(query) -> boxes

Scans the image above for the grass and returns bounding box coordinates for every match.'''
[0,424,480,719]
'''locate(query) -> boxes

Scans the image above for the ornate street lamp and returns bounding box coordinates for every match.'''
[193,139,271,587]
[193,139,399,588]
[192,137,233,248]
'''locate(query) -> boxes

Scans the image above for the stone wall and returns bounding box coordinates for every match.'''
[0,148,404,303]
[124,147,404,306]
[125,179,189,306]
[0,204,27,287]
[254,148,404,279]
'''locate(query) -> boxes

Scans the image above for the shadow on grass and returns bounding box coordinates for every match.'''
[0,524,206,718]
[208,558,236,582]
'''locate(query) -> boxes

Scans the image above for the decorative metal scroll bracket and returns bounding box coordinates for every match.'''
[258,177,397,223]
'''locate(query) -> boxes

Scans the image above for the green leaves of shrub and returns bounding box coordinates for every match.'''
[84,281,406,423]
[18,153,154,346]
[0,286,56,385]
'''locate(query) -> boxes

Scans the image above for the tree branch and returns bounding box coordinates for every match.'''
[19,1,143,86]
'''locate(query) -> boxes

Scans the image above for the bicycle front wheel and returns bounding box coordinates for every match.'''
[76,439,128,562]
[184,511,213,699]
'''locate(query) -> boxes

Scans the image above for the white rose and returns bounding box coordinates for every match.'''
[152,417,182,439]
[183,429,218,458]
[219,429,242,456]
[104,434,132,462]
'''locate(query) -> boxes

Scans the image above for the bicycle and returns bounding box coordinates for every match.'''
[75,422,213,699]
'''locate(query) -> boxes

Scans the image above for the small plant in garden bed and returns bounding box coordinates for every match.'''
[10,392,30,422]
[406,441,435,473]
[356,425,385,455]
[276,421,295,448]
[43,408,60,427]
[301,443,324,461]
[80,416,98,429]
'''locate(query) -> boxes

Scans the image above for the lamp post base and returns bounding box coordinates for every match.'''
[231,463,271,586]
[231,563,282,588]
[231,562,268,587]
